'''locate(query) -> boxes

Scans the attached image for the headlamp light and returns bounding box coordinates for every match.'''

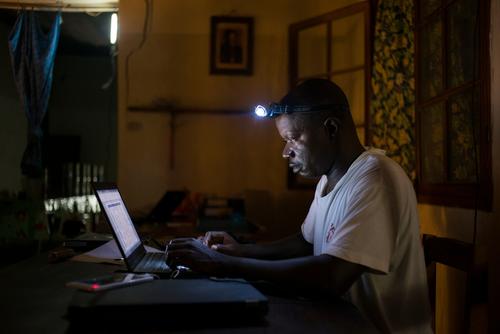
[254,103,348,118]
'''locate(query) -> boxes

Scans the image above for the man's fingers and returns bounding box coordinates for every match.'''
[204,233,225,247]
[202,232,214,246]
[167,239,204,251]
[167,241,188,251]
[166,249,191,267]
[169,237,196,244]
[211,244,232,254]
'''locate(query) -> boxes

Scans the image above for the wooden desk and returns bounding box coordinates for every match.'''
[0,254,377,333]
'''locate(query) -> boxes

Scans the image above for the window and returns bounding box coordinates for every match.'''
[289,2,371,189]
[415,0,491,209]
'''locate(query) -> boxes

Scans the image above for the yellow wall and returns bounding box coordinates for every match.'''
[117,0,362,237]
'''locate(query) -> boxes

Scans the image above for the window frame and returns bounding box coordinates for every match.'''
[414,0,492,210]
[288,1,372,189]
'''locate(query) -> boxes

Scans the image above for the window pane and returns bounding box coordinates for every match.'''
[447,0,477,88]
[448,88,479,183]
[419,16,443,101]
[421,103,445,183]
[298,24,327,78]
[331,69,365,126]
[331,13,365,72]
[420,0,441,18]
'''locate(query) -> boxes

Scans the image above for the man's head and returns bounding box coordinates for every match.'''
[275,79,359,178]
[224,29,239,46]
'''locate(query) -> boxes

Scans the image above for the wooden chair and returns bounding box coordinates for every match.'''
[422,234,475,334]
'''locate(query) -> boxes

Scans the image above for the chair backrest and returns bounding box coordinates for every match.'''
[422,234,474,334]
[422,234,474,271]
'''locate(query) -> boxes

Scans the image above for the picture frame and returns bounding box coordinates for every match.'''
[210,16,254,75]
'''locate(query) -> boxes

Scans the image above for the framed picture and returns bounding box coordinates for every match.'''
[210,16,254,75]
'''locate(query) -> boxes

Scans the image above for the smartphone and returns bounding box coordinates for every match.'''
[66,273,154,292]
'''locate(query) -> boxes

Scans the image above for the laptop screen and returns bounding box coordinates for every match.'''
[96,189,141,257]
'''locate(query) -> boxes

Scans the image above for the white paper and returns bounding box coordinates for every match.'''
[85,240,122,259]
[71,240,163,265]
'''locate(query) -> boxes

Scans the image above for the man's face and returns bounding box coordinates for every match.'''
[228,31,237,45]
[275,115,333,178]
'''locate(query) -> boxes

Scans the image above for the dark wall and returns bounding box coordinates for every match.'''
[49,52,117,182]
[0,10,117,195]
[0,14,25,194]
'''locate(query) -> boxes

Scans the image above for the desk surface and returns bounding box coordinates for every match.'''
[0,254,377,333]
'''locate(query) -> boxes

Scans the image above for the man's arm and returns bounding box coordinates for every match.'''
[226,254,365,297]
[206,232,313,260]
[167,239,365,298]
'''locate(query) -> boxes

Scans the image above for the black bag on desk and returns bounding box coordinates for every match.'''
[67,278,268,329]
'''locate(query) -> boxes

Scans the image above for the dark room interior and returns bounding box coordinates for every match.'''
[0,1,498,333]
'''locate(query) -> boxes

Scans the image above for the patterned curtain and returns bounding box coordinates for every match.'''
[8,11,62,177]
[370,0,416,181]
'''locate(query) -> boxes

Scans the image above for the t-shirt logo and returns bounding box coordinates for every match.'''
[326,224,336,243]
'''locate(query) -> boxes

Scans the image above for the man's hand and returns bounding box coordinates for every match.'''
[201,231,241,256]
[165,236,364,297]
[166,238,231,276]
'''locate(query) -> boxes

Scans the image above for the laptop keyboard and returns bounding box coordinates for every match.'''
[137,252,169,272]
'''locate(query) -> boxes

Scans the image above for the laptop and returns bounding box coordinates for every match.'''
[93,183,171,275]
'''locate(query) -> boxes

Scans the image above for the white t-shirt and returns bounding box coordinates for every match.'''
[302,148,432,333]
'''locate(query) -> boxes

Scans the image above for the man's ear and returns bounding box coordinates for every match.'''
[323,117,340,139]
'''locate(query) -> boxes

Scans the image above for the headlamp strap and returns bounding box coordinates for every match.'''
[269,103,347,115]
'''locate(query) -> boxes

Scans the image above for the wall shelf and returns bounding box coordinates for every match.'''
[126,105,253,170]
[127,105,250,115]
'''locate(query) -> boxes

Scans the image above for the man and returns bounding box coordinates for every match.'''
[167,79,432,333]
[220,29,243,64]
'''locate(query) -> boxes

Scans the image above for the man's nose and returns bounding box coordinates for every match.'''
[282,143,295,159]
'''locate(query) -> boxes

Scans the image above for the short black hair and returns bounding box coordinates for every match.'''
[280,78,348,107]
[279,79,350,126]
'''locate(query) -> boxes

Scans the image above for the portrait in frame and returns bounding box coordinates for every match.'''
[210,16,254,75]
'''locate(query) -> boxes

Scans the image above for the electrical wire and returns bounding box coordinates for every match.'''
[102,40,117,90]
[470,0,481,247]
[104,55,115,181]
[125,0,152,106]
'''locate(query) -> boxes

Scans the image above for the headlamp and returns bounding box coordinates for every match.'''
[254,103,348,118]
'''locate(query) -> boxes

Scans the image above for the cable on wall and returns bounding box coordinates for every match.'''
[470,0,481,247]
[125,0,152,106]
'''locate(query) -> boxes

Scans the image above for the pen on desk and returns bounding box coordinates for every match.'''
[165,239,173,256]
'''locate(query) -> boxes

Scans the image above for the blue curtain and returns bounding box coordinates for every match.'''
[8,11,61,177]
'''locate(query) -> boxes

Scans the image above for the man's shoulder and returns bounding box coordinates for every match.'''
[348,149,386,179]
[348,149,412,190]
[357,149,407,176]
